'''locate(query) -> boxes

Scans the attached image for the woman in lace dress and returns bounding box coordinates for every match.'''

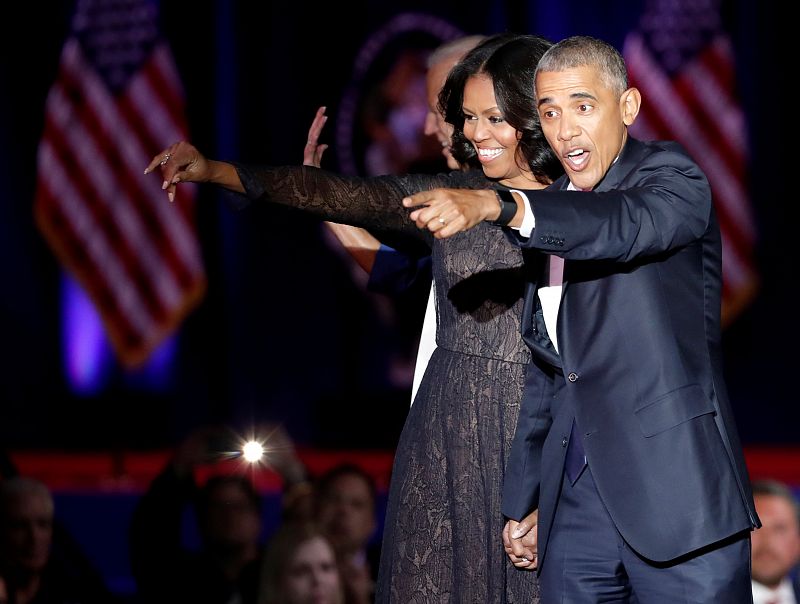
[146,34,562,603]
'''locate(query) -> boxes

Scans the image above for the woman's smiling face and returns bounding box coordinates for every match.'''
[462,74,533,188]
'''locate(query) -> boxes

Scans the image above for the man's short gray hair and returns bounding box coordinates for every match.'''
[0,476,54,516]
[535,35,628,97]
[427,34,487,70]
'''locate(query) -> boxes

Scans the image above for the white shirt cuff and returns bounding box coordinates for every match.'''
[510,189,535,238]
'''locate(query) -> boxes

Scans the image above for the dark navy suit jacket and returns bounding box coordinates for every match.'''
[501,137,760,566]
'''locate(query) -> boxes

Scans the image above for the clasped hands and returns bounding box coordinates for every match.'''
[402,188,501,239]
[502,509,539,570]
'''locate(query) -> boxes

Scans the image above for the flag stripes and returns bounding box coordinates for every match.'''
[624,22,757,323]
[34,0,205,367]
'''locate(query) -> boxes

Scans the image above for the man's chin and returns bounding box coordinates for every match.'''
[567,169,598,191]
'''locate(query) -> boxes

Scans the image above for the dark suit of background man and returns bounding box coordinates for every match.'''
[403,35,760,603]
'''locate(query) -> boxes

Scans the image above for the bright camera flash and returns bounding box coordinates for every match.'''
[242,440,264,463]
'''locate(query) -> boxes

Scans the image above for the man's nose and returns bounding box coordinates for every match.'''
[558,115,580,141]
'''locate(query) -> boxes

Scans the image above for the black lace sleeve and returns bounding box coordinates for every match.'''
[231,164,490,245]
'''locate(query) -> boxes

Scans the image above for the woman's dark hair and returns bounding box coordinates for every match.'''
[439,33,563,184]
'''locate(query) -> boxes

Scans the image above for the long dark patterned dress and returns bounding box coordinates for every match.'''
[235,165,539,603]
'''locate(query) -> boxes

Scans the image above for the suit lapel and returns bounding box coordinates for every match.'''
[593,136,645,192]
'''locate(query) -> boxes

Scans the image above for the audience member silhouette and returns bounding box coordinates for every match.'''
[0,476,115,604]
[128,426,264,604]
[313,464,379,604]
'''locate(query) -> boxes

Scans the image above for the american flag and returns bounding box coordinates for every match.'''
[34,0,205,368]
[623,0,757,325]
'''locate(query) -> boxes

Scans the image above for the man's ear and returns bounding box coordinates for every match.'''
[620,87,641,126]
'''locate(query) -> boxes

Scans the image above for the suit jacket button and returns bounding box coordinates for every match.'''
[568,372,579,382]
[561,437,568,447]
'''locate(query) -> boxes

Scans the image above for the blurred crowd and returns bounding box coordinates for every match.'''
[1,423,383,604]
[2,425,799,604]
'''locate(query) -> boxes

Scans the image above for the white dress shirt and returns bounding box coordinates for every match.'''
[752,579,798,604]
[512,185,577,354]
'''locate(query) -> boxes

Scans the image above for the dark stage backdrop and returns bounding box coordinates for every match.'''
[0,0,795,452]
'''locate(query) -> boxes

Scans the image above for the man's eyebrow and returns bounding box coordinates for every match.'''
[538,91,598,108]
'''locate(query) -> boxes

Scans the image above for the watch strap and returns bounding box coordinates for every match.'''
[490,189,517,226]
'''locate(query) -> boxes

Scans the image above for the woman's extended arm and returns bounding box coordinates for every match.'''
[145,137,486,242]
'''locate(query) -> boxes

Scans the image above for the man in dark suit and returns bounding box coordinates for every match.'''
[404,35,760,603]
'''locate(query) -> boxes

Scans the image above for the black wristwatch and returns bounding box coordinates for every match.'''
[489,189,518,226]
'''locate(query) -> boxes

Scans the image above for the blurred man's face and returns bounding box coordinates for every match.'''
[317,474,376,557]
[0,492,53,574]
[202,482,262,551]
[751,493,800,587]
[424,57,460,170]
